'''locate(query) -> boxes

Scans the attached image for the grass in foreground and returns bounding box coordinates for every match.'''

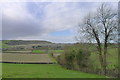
[2,63,105,78]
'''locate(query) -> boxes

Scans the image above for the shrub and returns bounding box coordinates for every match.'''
[58,44,91,70]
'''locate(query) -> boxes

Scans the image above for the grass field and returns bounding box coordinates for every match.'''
[2,63,106,78]
[52,50,64,53]
[49,50,64,53]
[1,43,117,78]
[31,50,64,54]
[0,42,10,48]
[32,50,45,53]
[90,48,118,69]
[0,63,1,79]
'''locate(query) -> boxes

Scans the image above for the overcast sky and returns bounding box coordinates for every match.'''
[1,1,117,43]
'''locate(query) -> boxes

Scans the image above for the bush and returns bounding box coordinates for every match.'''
[57,44,91,70]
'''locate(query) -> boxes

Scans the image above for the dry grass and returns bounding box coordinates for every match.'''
[2,53,54,63]
[53,53,61,58]
[3,51,31,53]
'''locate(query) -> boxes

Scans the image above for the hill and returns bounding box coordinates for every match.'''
[2,40,72,51]
[2,40,52,45]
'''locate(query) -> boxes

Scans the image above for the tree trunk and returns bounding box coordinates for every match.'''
[103,48,107,75]
[102,27,108,75]
[103,37,108,75]
[97,45,104,74]
[93,28,105,75]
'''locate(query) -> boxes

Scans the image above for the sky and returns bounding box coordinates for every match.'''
[0,1,118,43]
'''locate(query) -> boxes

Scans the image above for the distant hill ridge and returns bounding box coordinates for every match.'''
[2,40,52,45]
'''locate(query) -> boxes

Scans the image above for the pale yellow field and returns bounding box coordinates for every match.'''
[3,51,31,53]
[2,53,54,63]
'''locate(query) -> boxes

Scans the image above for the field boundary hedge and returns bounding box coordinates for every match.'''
[1,61,55,64]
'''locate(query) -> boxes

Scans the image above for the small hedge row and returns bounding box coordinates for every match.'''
[57,44,91,70]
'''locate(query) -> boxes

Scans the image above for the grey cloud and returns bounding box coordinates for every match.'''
[2,13,43,40]
[2,2,117,43]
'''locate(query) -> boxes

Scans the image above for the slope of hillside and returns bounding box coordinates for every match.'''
[2,40,52,45]
[2,40,68,51]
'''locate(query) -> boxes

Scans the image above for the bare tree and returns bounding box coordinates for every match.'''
[78,3,117,75]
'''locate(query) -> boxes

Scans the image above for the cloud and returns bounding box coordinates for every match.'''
[2,2,82,40]
[1,2,117,43]
[41,3,80,32]
[0,0,119,2]
[2,2,44,39]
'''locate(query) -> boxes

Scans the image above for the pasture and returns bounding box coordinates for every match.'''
[90,48,118,69]
[2,63,105,78]
[1,49,106,78]
[31,50,64,54]
[50,50,64,53]
[1,40,118,78]
[32,50,45,54]
[2,53,55,64]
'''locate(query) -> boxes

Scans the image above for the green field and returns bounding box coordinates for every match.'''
[49,50,64,53]
[90,48,118,69]
[32,50,45,53]
[0,60,1,78]
[1,41,117,78]
[0,42,9,48]
[31,50,64,54]
[2,63,105,78]
[53,50,64,53]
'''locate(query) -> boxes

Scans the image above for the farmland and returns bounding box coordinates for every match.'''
[50,50,64,53]
[2,53,55,64]
[90,48,118,69]
[2,63,105,78]
[32,50,45,54]
[1,47,117,78]
[1,40,118,78]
